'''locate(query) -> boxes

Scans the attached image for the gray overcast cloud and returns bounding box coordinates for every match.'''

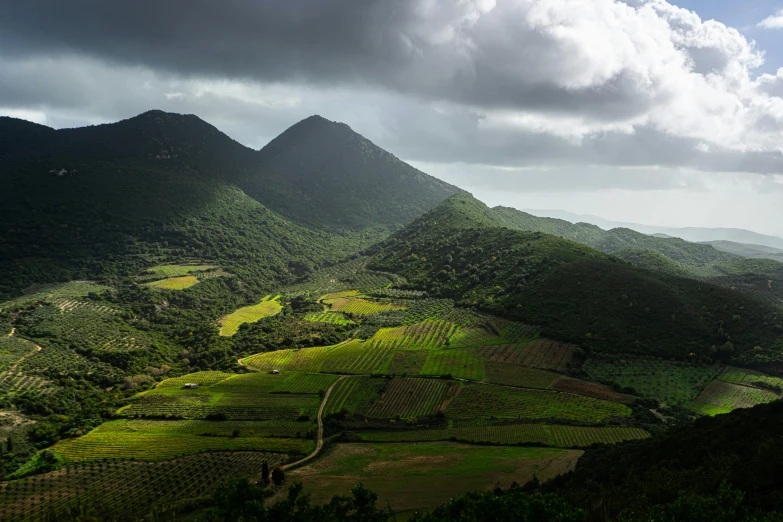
[2,0,783,233]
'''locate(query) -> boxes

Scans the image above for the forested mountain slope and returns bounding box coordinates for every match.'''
[248,115,465,229]
[0,111,461,298]
[492,205,783,306]
[549,399,783,519]
[369,194,783,366]
[492,206,741,275]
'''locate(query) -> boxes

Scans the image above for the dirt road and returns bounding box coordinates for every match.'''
[281,375,345,471]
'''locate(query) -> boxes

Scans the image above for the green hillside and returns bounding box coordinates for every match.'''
[492,205,783,306]
[0,111,461,298]
[492,205,741,276]
[369,194,783,365]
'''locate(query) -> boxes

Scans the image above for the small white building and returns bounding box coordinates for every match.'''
[183,383,199,389]
[271,370,280,374]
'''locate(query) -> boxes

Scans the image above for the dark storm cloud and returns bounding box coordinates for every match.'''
[0,0,781,179]
[0,0,665,120]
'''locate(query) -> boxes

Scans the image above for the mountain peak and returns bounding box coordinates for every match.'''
[243,115,465,229]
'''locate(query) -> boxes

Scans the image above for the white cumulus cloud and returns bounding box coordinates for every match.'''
[758,9,783,29]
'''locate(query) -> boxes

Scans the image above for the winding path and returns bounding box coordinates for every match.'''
[281,375,346,471]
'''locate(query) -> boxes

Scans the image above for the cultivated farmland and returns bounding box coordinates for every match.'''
[478,340,574,371]
[366,377,455,419]
[358,424,649,447]
[323,297,407,315]
[52,420,314,462]
[420,349,485,381]
[583,354,722,405]
[323,376,387,416]
[0,452,286,522]
[484,362,561,389]
[689,381,778,416]
[143,275,199,290]
[219,295,283,336]
[446,384,630,422]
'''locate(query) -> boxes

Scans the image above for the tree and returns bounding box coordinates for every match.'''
[720,341,735,354]
[271,467,285,486]
[262,461,270,485]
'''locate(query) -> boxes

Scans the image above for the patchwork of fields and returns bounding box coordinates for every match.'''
[219,295,283,336]
[5,283,782,520]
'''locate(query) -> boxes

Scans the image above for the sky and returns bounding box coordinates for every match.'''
[1,0,783,235]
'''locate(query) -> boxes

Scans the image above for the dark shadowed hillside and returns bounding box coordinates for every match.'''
[369,194,783,366]
[245,115,465,230]
[0,111,461,298]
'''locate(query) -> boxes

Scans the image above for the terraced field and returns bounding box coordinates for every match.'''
[0,452,286,522]
[143,275,200,290]
[272,373,339,394]
[484,362,561,389]
[446,384,631,423]
[119,372,321,421]
[689,381,779,416]
[0,281,109,312]
[52,420,314,462]
[219,295,283,336]
[421,349,485,380]
[23,304,152,352]
[583,355,722,406]
[304,311,355,325]
[145,264,216,276]
[478,340,574,371]
[358,424,649,447]
[719,366,783,390]
[323,376,387,416]
[367,378,455,419]
[323,297,407,315]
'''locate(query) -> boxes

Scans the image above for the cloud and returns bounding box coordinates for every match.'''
[0,0,782,177]
[758,9,783,29]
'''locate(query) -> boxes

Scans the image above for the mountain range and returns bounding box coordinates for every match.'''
[526,208,783,250]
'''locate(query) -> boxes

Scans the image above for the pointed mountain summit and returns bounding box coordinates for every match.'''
[239,115,465,230]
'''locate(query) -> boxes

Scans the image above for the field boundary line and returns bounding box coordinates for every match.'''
[281,375,346,471]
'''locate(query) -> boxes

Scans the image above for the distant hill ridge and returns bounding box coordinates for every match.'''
[525,208,783,250]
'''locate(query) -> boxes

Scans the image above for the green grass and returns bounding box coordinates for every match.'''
[358,424,649,447]
[583,355,722,405]
[143,275,200,290]
[219,295,283,336]
[446,384,630,423]
[688,381,778,416]
[51,419,315,462]
[145,264,216,276]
